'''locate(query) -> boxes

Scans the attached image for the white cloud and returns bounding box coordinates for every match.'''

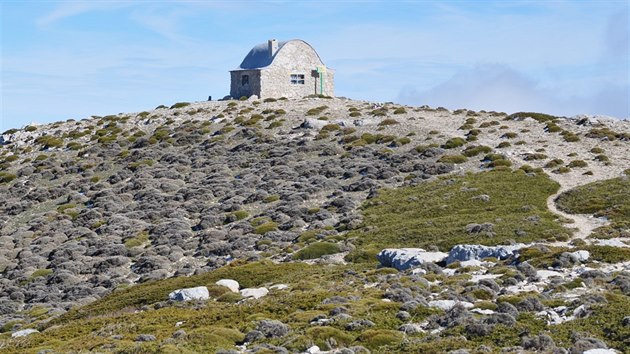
[397,64,629,118]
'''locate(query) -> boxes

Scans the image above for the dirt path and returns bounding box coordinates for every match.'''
[546,186,608,242]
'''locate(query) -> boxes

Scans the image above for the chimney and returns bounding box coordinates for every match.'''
[268,39,278,58]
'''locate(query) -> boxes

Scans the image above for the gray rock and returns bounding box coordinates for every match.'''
[168,286,210,301]
[255,319,289,338]
[377,248,447,270]
[445,244,524,265]
[135,334,156,342]
[398,323,424,334]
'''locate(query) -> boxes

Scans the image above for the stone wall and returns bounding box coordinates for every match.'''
[230,70,261,99]
[260,41,334,98]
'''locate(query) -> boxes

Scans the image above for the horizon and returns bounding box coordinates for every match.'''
[1,0,629,131]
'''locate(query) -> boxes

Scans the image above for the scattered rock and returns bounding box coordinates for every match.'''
[445,244,524,264]
[168,286,210,301]
[255,319,290,338]
[240,287,269,299]
[12,328,39,338]
[216,279,240,293]
[377,248,447,270]
[135,334,156,342]
[428,300,474,311]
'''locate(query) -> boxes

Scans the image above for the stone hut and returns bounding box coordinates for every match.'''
[230,39,334,99]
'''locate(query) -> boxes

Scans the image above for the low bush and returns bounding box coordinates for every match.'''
[438,154,468,164]
[379,118,399,126]
[170,102,191,109]
[442,137,466,149]
[567,160,588,168]
[293,242,341,260]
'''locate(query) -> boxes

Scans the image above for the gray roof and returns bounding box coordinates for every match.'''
[236,40,289,70]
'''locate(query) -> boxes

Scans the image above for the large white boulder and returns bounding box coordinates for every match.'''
[240,287,269,299]
[216,279,240,293]
[428,300,474,311]
[168,286,210,301]
[12,328,39,338]
[570,250,590,262]
[445,244,525,265]
[377,248,447,270]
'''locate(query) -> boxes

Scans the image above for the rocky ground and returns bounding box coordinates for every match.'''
[0,97,628,353]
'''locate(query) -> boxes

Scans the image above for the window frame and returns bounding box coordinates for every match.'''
[290,74,305,85]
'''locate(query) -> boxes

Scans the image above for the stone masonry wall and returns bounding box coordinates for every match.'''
[260,41,334,98]
[230,70,261,99]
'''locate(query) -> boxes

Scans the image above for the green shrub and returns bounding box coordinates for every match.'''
[306,106,328,116]
[233,210,249,220]
[254,222,278,234]
[554,167,571,174]
[501,132,518,139]
[523,153,547,161]
[545,123,562,133]
[266,121,283,129]
[590,147,605,154]
[463,145,492,157]
[170,102,191,109]
[438,154,468,164]
[359,329,403,348]
[293,242,341,260]
[35,135,64,148]
[561,130,580,142]
[479,121,500,128]
[378,118,399,126]
[586,127,620,141]
[496,142,511,148]
[544,159,564,168]
[594,154,609,162]
[30,269,53,279]
[442,137,466,149]
[567,160,588,168]
[25,125,38,132]
[397,137,411,145]
[507,112,559,122]
[393,107,407,114]
[320,124,340,132]
[305,327,354,349]
[263,195,280,203]
[263,98,277,102]
[124,231,149,248]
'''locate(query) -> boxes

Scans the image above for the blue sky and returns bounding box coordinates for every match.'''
[1,1,628,131]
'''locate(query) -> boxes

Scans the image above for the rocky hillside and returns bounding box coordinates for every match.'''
[0,97,629,353]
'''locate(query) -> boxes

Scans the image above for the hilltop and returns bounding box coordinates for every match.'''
[0,97,629,353]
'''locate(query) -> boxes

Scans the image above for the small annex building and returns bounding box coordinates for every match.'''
[230,39,334,99]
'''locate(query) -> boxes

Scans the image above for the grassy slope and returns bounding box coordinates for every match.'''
[348,169,570,254]
[556,177,630,239]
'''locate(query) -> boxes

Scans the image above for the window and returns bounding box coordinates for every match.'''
[241,75,249,86]
[290,74,305,85]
